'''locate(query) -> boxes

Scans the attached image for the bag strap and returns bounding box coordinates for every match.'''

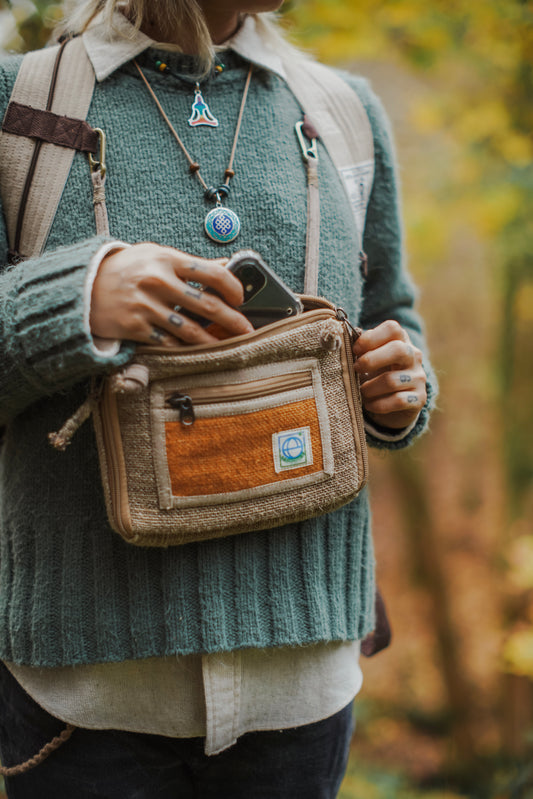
[284,58,375,295]
[0,36,99,259]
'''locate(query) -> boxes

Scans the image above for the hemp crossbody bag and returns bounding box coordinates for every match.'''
[91,297,368,545]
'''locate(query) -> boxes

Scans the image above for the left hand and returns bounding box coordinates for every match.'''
[352,320,427,430]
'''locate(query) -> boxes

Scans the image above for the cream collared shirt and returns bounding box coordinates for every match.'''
[7,644,363,756]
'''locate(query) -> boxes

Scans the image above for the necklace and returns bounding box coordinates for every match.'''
[134,61,253,244]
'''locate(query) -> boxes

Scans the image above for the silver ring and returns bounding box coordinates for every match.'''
[168,312,184,328]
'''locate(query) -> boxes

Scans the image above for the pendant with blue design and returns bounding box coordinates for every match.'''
[188,85,219,128]
[204,205,240,244]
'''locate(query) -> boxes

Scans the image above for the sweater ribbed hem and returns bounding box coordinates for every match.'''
[0,492,375,667]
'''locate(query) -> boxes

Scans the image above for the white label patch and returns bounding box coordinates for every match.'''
[272,427,313,473]
[339,160,374,244]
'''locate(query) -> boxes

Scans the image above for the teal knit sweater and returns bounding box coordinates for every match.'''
[0,44,436,667]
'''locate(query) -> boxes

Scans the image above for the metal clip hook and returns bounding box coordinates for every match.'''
[88,128,107,179]
[295,120,318,163]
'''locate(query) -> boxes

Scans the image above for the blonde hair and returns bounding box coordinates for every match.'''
[58,2,302,74]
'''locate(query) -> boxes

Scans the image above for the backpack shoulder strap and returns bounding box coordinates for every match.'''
[283,57,375,291]
[0,36,96,258]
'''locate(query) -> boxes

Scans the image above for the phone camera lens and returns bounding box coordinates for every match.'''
[241,266,256,282]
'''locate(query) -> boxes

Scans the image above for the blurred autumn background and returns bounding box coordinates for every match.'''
[0,0,531,797]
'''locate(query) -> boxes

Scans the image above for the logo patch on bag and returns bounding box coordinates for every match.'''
[272,427,313,473]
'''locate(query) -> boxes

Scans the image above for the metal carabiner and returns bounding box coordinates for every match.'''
[295,120,318,163]
[88,128,107,179]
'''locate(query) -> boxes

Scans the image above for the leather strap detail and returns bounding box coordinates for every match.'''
[0,36,97,259]
[2,101,99,153]
[11,38,69,258]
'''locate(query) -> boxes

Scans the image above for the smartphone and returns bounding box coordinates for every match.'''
[181,250,303,331]
[225,250,303,328]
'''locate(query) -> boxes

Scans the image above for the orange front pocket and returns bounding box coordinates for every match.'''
[165,397,324,497]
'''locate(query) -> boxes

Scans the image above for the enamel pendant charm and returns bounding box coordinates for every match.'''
[188,85,219,128]
[205,206,240,243]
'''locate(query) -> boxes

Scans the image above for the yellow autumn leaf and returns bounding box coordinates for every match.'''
[10,0,37,25]
[468,185,522,236]
[457,100,511,143]
[43,4,65,24]
[410,99,445,134]
[450,156,484,186]
[0,9,24,52]
[416,26,452,52]
[498,131,533,166]
[381,2,422,26]
[507,535,533,590]
[503,630,533,677]
[339,773,381,799]
[406,206,450,267]
[516,285,533,326]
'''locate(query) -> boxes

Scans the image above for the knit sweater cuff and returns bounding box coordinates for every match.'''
[364,412,419,443]
[4,236,135,396]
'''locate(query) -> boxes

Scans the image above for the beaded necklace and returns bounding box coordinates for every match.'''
[134,60,253,244]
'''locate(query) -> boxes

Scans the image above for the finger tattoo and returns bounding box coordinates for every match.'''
[187,260,205,274]
[185,287,202,300]
[168,313,183,328]
[400,374,411,384]
[407,394,419,404]
[150,327,165,343]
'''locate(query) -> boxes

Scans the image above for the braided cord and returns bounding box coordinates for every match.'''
[0,724,76,778]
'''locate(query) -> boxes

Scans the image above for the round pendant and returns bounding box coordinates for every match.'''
[204,207,241,244]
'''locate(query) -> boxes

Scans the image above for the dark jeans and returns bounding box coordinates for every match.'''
[0,661,354,799]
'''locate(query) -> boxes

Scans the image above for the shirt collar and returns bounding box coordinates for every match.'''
[83,13,286,83]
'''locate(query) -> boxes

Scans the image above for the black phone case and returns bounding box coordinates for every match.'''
[227,250,303,328]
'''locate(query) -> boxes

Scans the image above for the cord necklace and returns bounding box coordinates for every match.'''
[134,60,253,244]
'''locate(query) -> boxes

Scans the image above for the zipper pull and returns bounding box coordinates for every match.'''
[335,307,362,342]
[166,393,195,426]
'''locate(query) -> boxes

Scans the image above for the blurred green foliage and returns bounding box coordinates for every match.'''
[0,0,64,50]
[285,0,533,501]
[284,0,533,684]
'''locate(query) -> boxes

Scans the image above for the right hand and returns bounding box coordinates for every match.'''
[90,243,254,346]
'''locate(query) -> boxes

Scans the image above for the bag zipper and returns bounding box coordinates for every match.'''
[165,372,313,426]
